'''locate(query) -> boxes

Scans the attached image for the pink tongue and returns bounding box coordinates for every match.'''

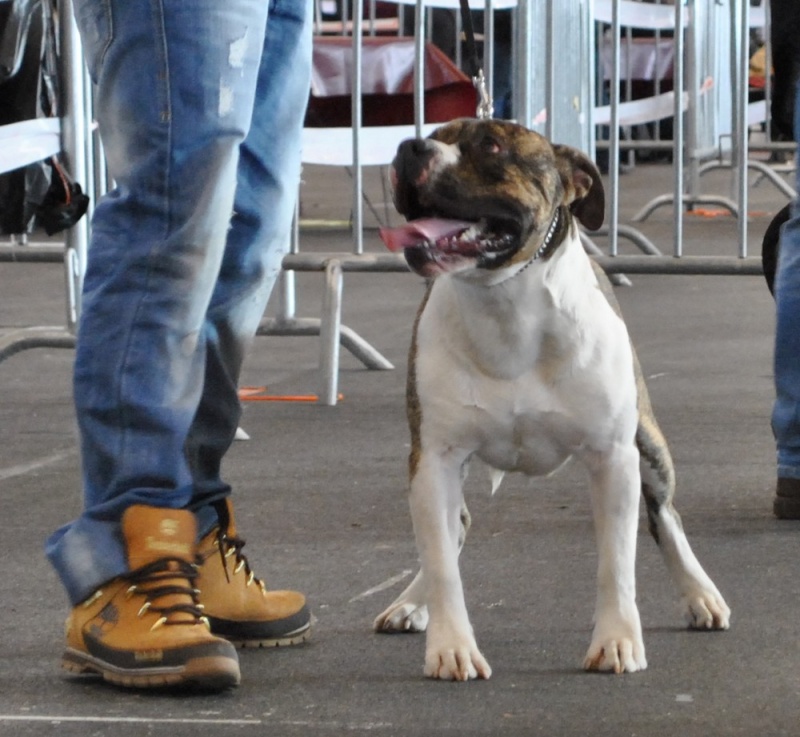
[379,218,474,252]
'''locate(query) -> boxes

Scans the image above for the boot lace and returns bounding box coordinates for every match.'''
[126,558,210,631]
[215,531,265,591]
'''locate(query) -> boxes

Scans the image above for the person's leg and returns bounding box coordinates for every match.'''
[187,0,313,523]
[772,78,800,519]
[46,0,271,606]
[186,0,314,648]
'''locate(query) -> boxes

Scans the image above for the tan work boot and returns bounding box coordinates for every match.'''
[195,499,311,647]
[62,505,240,690]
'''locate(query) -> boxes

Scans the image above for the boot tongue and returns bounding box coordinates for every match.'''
[379,218,474,252]
[122,505,197,570]
[217,498,238,538]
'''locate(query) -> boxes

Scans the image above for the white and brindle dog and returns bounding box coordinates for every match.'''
[374,118,730,681]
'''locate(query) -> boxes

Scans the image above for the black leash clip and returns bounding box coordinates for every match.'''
[459,0,493,119]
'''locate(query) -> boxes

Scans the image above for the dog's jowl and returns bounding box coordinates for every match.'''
[374,119,730,681]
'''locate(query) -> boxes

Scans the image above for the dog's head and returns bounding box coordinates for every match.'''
[380,119,604,279]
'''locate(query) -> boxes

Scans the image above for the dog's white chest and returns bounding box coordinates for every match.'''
[416,357,607,476]
[475,392,584,476]
[412,251,638,477]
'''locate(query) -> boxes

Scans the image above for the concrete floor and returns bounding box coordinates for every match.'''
[0,156,798,736]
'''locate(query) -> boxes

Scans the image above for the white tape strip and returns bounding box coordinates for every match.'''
[389,0,518,9]
[594,90,683,127]
[749,5,765,28]
[593,77,713,127]
[302,124,440,167]
[748,99,767,127]
[0,118,61,174]
[593,0,688,30]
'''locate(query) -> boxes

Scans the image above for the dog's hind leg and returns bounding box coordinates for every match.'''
[595,258,730,629]
[373,505,471,635]
[594,258,730,629]
[637,409,731,630]
[373,569,429,632]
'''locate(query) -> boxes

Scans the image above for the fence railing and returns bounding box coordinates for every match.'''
[1,0,792,404]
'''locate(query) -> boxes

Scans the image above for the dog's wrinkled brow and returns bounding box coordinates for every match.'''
[431,120,555,161]
[429,121,468,145]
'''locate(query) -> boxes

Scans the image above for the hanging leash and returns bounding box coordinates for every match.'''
[458,0,494,119]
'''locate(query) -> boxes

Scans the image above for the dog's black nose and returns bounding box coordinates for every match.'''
[404,138,432,157]
[392,138,435,218]
[395,138,435,181]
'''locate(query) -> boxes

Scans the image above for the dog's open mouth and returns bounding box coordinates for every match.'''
[379,217,518,275]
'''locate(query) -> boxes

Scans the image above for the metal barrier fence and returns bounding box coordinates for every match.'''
[593,0,793,263]
[1,0,793,403]
[0,0,88,362]
[260,0,793,403]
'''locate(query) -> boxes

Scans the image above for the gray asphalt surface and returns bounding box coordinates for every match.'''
[0,160,797,736]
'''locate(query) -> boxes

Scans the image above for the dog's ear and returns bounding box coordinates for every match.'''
[552,144,605,231]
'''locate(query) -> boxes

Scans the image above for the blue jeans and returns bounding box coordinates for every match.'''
[46,0,312,605]
[772,79,800,481]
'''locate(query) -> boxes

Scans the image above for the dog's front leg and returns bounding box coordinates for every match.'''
[582,443,648,674]
[411,449,491,681]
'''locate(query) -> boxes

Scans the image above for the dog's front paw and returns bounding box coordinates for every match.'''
[583,616,647,674]
[681,589,731,631]
[374,601,429,633]
[583,638,647,674]
[424,637,492,681]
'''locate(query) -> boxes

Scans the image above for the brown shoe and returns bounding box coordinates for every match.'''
[195,499,311,647]
[775,477,800,520]
[62,505,240,691]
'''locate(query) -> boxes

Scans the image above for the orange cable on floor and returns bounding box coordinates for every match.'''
[685,208,769,218]
[238,386,344,403]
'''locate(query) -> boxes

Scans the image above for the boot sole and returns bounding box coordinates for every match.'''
[62,648,241,691]
[229,623,311,649]
[774,495,800,520]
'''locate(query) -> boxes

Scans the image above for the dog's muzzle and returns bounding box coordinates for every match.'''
[380,217,520,276]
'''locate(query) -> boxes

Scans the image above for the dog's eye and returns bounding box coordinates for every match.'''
[480,136,503,155]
